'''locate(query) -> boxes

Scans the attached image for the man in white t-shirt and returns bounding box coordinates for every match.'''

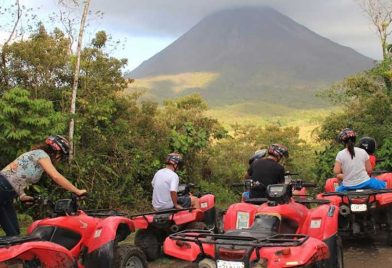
[152,153,198,211]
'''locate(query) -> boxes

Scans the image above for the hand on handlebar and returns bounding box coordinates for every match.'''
[20,194,34,205]
[75,189,87,197]
[174,204,184,209]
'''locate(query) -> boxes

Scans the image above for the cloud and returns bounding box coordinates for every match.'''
[16,0,384,68]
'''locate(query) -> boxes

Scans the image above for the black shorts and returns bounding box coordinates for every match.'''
[177,196,191,208]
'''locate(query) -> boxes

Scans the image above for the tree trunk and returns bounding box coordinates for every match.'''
[68,0,91,162]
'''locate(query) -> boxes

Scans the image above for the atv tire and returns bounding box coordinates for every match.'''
[134,229,161,261]
[199,258,217,268]
[330,236,344,268]
[185,221,208,230]
[115,244,148,268]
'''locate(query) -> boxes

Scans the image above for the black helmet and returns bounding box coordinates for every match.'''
[45,135,70,156]
[165,153,183,167]
[338,128,356,144]
[358,137,376,155]
[248,149,267,165]
[268,144,289,160]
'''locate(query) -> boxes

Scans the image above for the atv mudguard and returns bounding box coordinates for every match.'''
[301,204,339,241]
[0,241,75,268]
[83,216,134,267]
[223,203,258,231]
[198,194,215,211]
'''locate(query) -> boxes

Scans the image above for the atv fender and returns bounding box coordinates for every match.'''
[86,217,135,254]
[199,194,215,211]
[163,235,214,262]
[376,193,392,206]
[325,178,339,192]
[376,172,392,189]
[301,204,339,241]
[27,219,44,234]
[257,237,329,268]
[223,203,258,231]
[173,209,204,225]
[0,241,75,268]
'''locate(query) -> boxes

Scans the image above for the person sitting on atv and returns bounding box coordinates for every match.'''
[358,136,377,171]
[0,135,87,236]
[242,149,267,200]
[247,144,288,198]
[334,128,385,192]
[152,153,199,211]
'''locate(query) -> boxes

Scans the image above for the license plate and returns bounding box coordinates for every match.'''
[350,204,367,212]
[217,260,245,268]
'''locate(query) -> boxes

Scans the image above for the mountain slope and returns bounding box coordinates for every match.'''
[129,7,374,108]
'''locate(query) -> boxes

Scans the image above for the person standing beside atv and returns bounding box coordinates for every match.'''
[334,128,385,192]
[247,144,288,198]
[152,153,199,210]
[0,135,87,236]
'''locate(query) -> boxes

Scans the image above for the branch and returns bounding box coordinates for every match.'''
[4,0,22,46]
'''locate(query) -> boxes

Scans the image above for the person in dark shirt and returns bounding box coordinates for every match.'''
[247,144,288,198]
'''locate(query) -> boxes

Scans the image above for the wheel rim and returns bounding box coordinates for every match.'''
[125,256,144,268]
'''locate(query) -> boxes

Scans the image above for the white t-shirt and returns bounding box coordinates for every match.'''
[336,147,370,187]
[151,168,179,210]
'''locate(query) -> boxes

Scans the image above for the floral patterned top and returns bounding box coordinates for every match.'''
[0,150,49,196]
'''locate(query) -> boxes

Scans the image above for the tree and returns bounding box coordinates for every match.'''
[0,0,38,91]
[67,0,92,161]
[359,0,392,60]
[0,87,65,165]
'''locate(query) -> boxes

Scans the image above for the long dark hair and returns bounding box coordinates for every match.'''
[345,137,356,159]
[31,143,60,162]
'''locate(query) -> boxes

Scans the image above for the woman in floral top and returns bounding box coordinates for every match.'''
[0,135,87,236]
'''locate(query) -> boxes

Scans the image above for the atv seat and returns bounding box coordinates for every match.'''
[0,235,41,247]
[244,198,268,205]
[224,214,280,240]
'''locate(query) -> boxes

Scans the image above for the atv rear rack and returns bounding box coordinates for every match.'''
[84,209,127,217]
[322,189,392,197]
[130,207,196,223]
[0,236,41,247]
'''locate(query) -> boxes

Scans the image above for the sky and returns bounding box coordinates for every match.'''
[1,0,384,71]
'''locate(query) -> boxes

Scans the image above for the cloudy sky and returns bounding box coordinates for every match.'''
[2,0,384,71]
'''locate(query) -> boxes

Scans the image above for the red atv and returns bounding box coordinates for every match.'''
[318,171,392,244]
[132,183,218,260]
[0,235,75,268]
[163,180,343,268]
[0,195,148,268]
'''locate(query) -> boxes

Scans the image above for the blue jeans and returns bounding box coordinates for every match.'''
[336,177,386,192]
[0,174,20,236]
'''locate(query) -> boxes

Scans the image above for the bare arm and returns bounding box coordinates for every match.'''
[39,158,86,196]
[333,161,344,181]
[365,159,373,175]
[170,191,182,209]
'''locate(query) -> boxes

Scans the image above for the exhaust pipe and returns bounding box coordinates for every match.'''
[339,205,350,216]
[170,224,180,233]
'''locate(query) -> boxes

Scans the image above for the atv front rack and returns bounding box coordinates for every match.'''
[130,207,196,222]
[0,236,41,247]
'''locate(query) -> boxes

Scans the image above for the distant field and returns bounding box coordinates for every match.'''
[206,104,338,141]
[126,77,339,142]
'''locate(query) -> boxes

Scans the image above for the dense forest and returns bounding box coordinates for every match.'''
[1,2,392,216]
